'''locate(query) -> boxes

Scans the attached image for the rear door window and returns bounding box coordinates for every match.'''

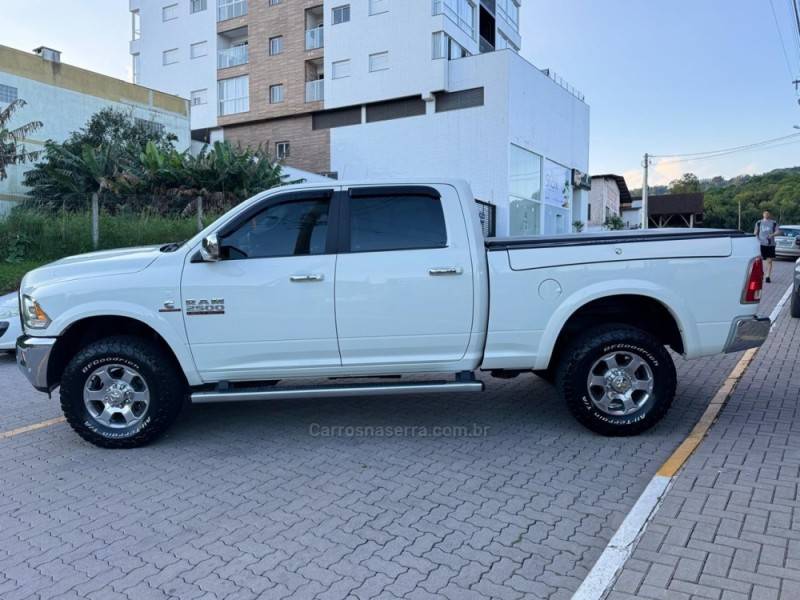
[348,194,447,252]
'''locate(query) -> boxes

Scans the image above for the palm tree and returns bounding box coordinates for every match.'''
[0,99,43,181]
[45,143,125,248]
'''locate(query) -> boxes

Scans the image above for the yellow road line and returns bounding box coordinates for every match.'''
[0,417,66,440]
[657,347,757,477]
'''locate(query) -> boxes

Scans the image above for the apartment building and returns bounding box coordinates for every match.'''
[587,174,629,231]
[129,0,590,236]
[0,44,190,207]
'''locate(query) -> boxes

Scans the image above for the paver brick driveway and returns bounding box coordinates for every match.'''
[0,261,792,599]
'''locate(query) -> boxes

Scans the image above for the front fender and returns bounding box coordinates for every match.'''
[534,279,697,370]
[47,301,201,386]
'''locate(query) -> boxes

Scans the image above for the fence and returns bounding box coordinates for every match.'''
[475,199,496,237]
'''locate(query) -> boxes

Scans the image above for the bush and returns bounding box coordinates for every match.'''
[0,208,212,291]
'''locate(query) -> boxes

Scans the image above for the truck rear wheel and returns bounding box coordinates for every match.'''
[60,336,185,448]
[556,324,676,436]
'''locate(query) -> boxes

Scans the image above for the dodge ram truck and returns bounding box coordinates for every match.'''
[16,180,770,448]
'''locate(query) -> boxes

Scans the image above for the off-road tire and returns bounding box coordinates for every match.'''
[60,336,185,448]
[556,324,677,436]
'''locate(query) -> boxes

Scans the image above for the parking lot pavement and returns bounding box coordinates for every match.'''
[0,261,794,600]
[607,264,800,600]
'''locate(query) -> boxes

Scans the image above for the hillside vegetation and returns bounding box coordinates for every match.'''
[631,168,800,230]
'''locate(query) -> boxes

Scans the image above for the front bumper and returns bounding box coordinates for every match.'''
[723,316,770,354]
[16,336,57,392]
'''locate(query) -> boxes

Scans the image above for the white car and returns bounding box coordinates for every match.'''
[15,179,770,448]
[0,292,21,352]
[775,224,800,259]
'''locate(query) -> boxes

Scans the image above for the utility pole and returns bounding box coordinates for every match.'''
[641,153,650,229]
[738,197,742,231]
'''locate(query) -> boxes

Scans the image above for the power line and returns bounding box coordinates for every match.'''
[791,0,800,56]
[649,132,800,159]
[655,138,800,165]
[770,0,799,81]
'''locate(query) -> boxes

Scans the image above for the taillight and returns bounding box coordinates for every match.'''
[742,257,763,304]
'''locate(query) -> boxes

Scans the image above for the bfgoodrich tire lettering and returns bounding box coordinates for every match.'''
[556,324,677,436]
[60,336,185,448]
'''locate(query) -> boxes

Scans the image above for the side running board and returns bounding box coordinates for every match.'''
[191,379,484,404]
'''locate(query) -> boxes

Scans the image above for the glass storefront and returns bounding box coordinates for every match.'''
[509,144,542,236]
[509,144,573,236]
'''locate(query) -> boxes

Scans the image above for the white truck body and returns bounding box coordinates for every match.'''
[16,180,770,446]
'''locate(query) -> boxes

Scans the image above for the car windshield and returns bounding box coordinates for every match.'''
[779,227,800,238]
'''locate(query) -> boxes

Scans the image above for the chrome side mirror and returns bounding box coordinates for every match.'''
[200,233,221,262]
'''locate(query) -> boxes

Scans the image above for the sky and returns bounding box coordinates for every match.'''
[3,0,800,188]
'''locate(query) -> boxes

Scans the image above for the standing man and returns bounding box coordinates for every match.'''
[754,210,780,283]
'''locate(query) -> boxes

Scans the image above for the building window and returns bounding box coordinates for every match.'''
[509,144,543,236]
[190,41,208,59]
[269,36,283,55]
[218,75,249,115]
[162,3,179,21]
[269,0,281,5]
[496,33,519,52]
[191,89,208,106]
[432,31,468,60]
[332,59,351,79]
[135,118,166,137]
[276,141,290,160]
[496,0,519,30]
[369,0,388,15]
[191,0,207,13]
[131,54,141,84]
[218,0,248,21]
[269,84,284,104]
[433,0,475,38]
[131,10,141,40]
[162,48,179,65]
[332,4,350,24]
[0,83,18,104]
[369,51,389,72]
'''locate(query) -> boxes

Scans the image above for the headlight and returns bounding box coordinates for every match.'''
[22,295,51,329]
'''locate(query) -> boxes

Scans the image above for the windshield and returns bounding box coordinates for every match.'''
[779,227,800,238]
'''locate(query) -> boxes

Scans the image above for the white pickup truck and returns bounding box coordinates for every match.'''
[16,180,770,448]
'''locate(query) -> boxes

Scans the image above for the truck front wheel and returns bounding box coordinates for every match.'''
[60,336,186,448]
[556,324,676,436]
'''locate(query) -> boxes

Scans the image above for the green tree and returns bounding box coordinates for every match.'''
[604,215,625,230]
[0,99,43,181]
[668,173,701,194]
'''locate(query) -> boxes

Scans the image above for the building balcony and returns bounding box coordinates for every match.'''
[305,79,324,102]
[218,0,247,22]
[305,27,324,51]
[218,45,248,69]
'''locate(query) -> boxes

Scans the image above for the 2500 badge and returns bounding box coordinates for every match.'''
[186,298,225,316]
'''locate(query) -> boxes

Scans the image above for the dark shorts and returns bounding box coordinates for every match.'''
[760,245,776,259]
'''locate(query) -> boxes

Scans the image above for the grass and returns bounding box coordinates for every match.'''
[0,261,40,295]
[0,208,214,294]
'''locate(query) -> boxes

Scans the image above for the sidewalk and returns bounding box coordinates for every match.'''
[607,265,800,600]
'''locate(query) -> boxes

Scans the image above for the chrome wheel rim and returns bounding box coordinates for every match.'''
[83,364,150,429]
[586,351,654,416]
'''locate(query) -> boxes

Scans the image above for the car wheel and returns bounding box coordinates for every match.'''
[60,336,186,448]
[556,324,677,436]
[791,283,800,318]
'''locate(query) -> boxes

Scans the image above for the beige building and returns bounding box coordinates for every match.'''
[588,174,629,231]
[0,44,190,209]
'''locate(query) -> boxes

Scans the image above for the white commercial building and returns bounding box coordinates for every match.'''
[0,44,191,208]
[128,0,590,236]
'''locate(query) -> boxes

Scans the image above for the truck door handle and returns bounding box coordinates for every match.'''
[429,267,463,276]
[290,274,324,282]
